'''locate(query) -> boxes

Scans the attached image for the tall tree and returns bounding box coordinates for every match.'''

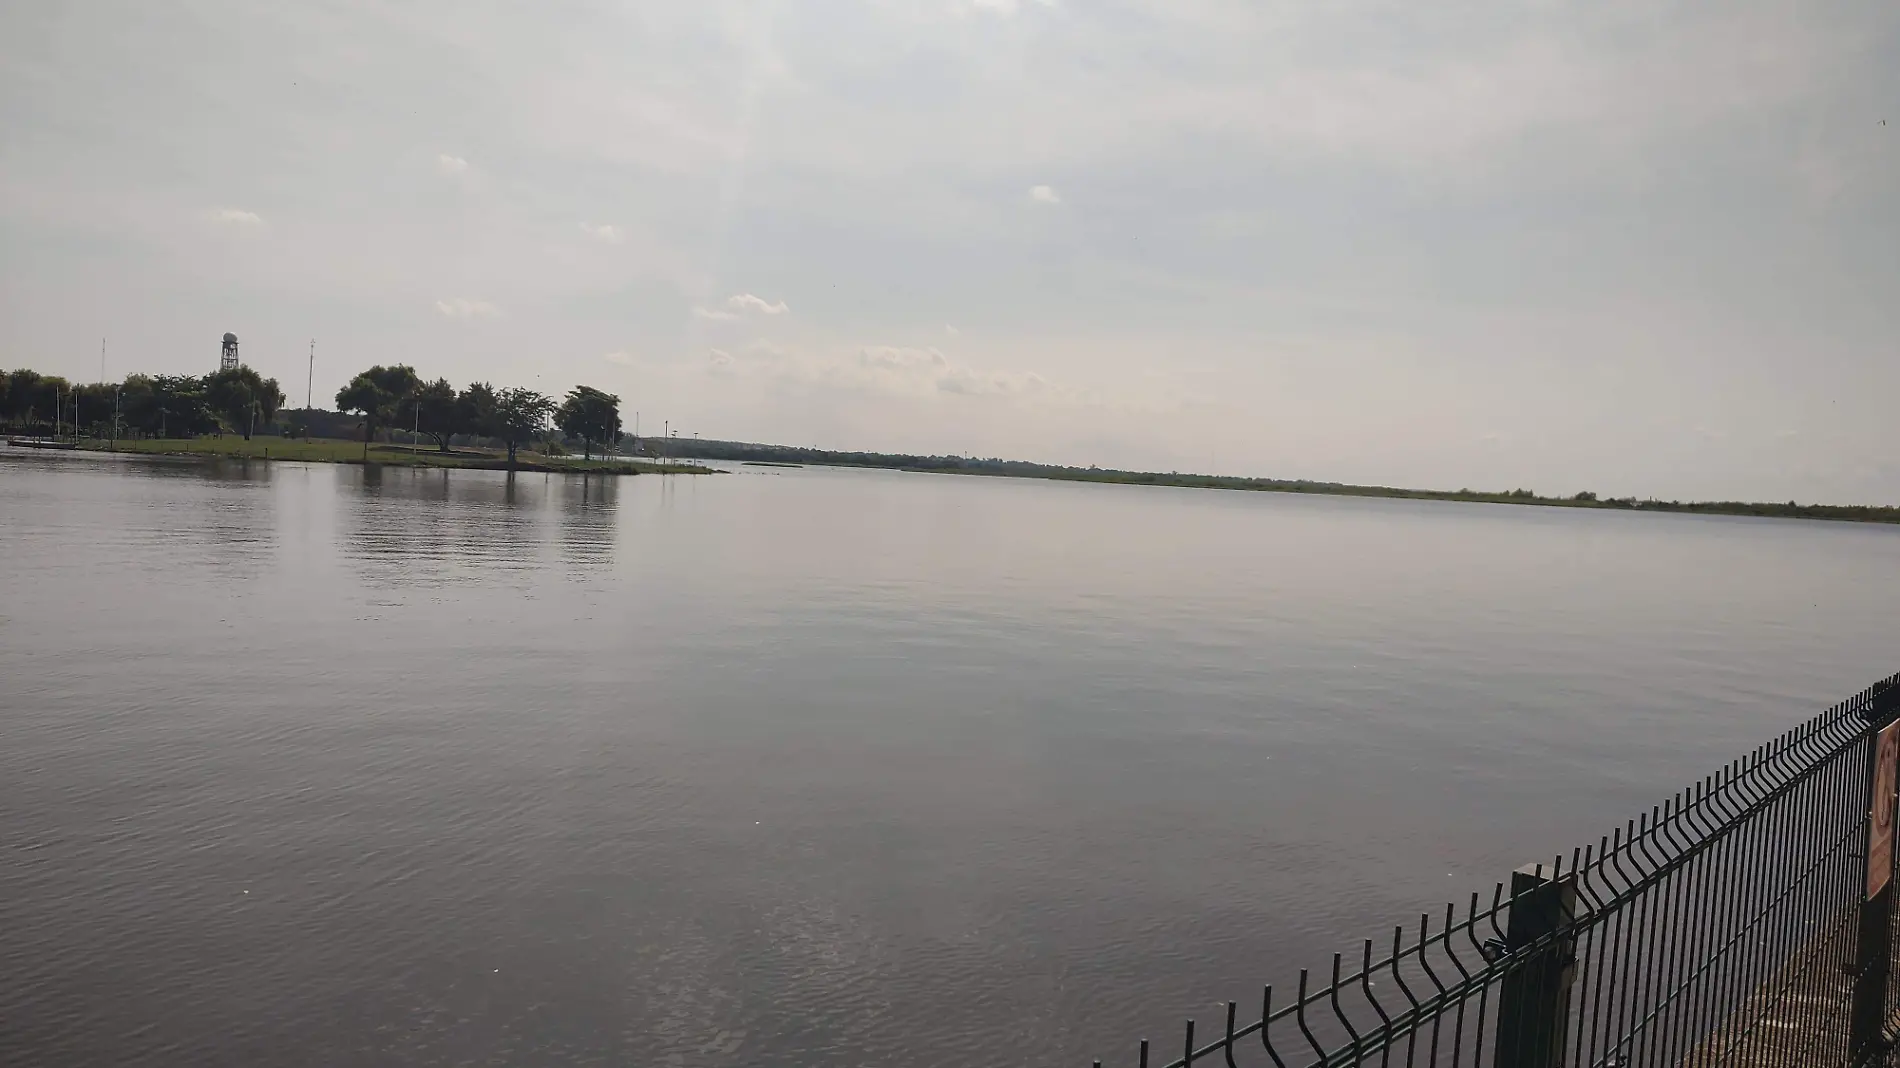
[74,383,118,438]
[553,386,622,461]
[205,366,286,440]
[490,387,554,469]
[455,382,499,447]
[335,365,422,458]
[412,378,460,452]
[31,375,71,433]
[3,369,41,425]
[149,375,219,438]
[118,374,159,436]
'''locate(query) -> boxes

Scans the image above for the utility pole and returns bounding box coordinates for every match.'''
[305,339,316,440]
[100,337,106,384]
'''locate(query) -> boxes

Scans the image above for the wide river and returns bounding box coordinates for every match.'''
[2,450,1895,1066]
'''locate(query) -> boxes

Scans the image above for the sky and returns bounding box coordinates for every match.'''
[2,0,1897,503]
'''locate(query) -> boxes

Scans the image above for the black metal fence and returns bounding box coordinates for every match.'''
[1095,674,1900,1068]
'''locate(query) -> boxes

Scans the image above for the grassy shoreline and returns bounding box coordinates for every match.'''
[663,439,1900,527]
[52,435,1900,526]
[75,437,717,476]
[911,465,1900,524]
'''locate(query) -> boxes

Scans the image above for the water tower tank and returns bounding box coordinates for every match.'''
[220,332,239,372]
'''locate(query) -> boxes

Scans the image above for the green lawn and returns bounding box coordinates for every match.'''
[85,437,713,475]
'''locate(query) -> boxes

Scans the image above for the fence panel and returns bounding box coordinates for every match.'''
[1092,674,1900,1068]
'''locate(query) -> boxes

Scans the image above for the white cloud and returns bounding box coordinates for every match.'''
[1029,185,1061,204]
[603,350,636,366]
[209,208,263,226]
[581,223,623,244]
[661,332,1122,413]
[944,324,961,337]
[436,298,498,319]
[727,293,789,315]
[860,345,949,370]
[437,154,470,175]
[938,368,1050,396]
[853,345,1066,399]
[697,341,786,379]
[695,294,789,320]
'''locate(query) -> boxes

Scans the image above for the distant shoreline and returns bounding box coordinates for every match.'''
[661,438,1900,526]
[68,437,718,477]
[48,435,1900,525]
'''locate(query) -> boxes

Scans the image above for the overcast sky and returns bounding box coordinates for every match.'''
[3,1,1897,501]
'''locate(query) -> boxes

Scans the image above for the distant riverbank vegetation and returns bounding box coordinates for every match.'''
[10,365,1895,521]
[664,438,1900,526]
[2,363,711,476]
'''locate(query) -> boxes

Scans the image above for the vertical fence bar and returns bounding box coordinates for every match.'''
[1490,864,1576,1068]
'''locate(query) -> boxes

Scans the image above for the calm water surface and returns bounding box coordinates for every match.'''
[2,451,1895,1066]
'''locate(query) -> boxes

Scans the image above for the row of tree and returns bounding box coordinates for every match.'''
[2,362,622,468]
[1,366,284,440]
[333,365,623,465]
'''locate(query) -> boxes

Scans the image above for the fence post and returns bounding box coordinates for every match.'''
[1493,863,1578,1068]
[1851,715,1900,1063]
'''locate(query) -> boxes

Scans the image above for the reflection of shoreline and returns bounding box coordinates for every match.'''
[556,474,618,568]
[342,467,568,586]
[81,438,717,478]
[82,453,282,578]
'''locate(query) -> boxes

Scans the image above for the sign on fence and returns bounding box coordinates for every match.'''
[1867,720,1899,897]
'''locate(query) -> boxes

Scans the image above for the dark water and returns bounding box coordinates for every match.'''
[2,450,1895,1067]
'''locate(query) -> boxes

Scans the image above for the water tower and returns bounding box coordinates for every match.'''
[220,332,240,372]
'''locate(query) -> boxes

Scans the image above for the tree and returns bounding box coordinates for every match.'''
[31,375,71,434]
[148,375,220,438]
[118,374,160,437]
[3,369,41,426]
[553,386,622,461]
[455,382,499,447]
[205,366,285,440]
[412,378,460,452]
[490,387,554,468]
[335,365,422,458]
[74,383,118,438]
